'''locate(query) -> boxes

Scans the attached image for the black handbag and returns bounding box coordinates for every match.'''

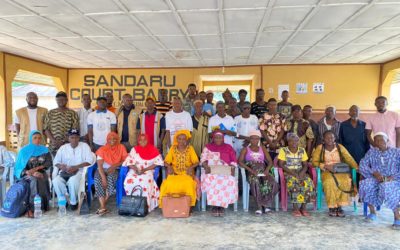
[332,163,351,173]
[118,185,148,217]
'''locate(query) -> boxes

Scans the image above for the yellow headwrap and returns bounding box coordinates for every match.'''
[173,129,191,146]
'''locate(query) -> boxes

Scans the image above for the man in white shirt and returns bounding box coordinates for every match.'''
[14,92,48,148]
[165,96,193,147]
[87,96,117,152]
[233,102,259,155]
[52,129,95,210]
[208,101,237,146]
[76,94,93,143]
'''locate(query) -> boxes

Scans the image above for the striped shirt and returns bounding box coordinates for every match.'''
[155,101,172,116]
[317,117,341,145]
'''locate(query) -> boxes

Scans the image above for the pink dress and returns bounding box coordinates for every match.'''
[200,147,238,208]
[122,148,164,212]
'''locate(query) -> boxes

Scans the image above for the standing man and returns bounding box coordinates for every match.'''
[237,89,248,113]
[303,105,319,148]
[203,90,215,117]
[316,106,341,145]
[233,101,259,156]
[155,89,172,116]
[52,129,95,211]
[15,92,48,149]
[208,101,237,147]
[259,98,286,159]
[251,88,269,119]
[183,83,198,114]
[191,100,209,157]
[87,96,117,152]
[44,91,79,155]
[165,97,193,148]
[339,105,370,164]
[138,97,164,150]
[104,92,117,113]
[116,93,138,152]
[277,90,293,118]
[77,94,93,143]
[366,96,400,148]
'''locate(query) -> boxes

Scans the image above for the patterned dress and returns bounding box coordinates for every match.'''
[359,147,400,211]
[278,147,315,204]
[285,119,314,149]
[123,148,164,212]
[43,108,79,153]
[245,146,279,208]
[200,148,238,208]
[259,113,286,154]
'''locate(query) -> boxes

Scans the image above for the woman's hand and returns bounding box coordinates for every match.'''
[204,165,211,174]
[373,171,384,182]
[107,166,116,175]
[324,164,334,172]
[298,171,306,180]
[186,167,194,176]
[167,165,174,175]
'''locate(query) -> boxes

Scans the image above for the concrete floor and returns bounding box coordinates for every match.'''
[1,200,400,250]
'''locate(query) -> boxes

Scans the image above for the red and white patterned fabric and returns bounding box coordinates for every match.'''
[123,148,163,212]
[200,148,238,208]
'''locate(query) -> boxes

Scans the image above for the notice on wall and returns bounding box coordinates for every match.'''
[296,83,308,94]
[278,84,290,99]
[313,82,325,94]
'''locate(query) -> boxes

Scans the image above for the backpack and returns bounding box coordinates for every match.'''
[1,179,30,218]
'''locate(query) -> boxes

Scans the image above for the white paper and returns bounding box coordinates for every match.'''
[296,83,308,94]
[278,84,290,100]
[313,82,324,93]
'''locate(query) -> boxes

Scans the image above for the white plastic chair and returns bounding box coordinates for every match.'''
[201,166,239,212]
[241,166,280,212]
[0,150,16,206]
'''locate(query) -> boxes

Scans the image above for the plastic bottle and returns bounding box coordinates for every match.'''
[58,196,67,217]
[33,194,42,218]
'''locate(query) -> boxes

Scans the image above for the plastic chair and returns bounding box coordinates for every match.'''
[116,166,161,207]
[241,166,280,212]
[86,163,98,207]
[0,150,16,205]
[274,158,317,212]
[316,168,358,212]
[201,166,239,212]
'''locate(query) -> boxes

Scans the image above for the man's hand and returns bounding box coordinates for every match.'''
[373,171,384,182]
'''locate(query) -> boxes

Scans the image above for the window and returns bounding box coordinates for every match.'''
[389,82,400,111]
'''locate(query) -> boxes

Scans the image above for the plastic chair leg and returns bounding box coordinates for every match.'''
[273,167,279,211]
[317,168,322,210]
[363,202,368,217]
[240,168,249,212]
[233,167,238,212]
[278,168,288,212]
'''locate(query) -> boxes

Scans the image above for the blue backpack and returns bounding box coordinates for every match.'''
[1,179,30,218]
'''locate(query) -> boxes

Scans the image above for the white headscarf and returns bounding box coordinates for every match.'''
[374,132,389,142]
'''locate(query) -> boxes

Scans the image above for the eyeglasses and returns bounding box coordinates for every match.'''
[243,107,250,110]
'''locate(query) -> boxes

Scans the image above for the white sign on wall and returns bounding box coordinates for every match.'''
[313,82,325,94]
[296,83,308,94]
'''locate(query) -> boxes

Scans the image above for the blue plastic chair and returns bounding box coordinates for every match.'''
[86,163,98,207]
[116,166,161,207]
[363,203,381,217]
[317,168,358,212]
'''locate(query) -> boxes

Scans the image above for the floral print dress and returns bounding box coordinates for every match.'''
[200,148,238,208]
[259,113,287,153]
[123,148,164,212]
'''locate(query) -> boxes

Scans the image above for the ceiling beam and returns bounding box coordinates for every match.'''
[217,0,226,65]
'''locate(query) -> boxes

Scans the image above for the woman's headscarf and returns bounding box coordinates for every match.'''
[134,133,160,160]
[173,130,191,146]
[205,131,237,164]
[96,132,128,165]
[14,130,49,178]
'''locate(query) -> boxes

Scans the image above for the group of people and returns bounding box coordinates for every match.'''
[11,85,400,228]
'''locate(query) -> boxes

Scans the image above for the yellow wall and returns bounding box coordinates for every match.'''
[67,66,261,109]
[381,58,400,97]
[262,64,380,111]
[0,52,5,141]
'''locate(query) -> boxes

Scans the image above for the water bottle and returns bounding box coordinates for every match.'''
[58,196,67,217]
[33,194,42,219]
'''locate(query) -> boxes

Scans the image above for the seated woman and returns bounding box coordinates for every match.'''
[201,131,239,217]
[278,133,315,217]
[14,130,52,218]
[238,130,279,215]
[359,132,400,228]
[123,134,164,212]
[159,130,199,208]
[312,130,358,217]
[95,132,128,216]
